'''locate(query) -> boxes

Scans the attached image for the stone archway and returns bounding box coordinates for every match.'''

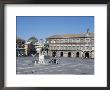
[76,52,79,57]
[68,52,71,57]
[85,52,89,58]
[91,51,94,59]
[52,51,56,57]
[60,52,63,57]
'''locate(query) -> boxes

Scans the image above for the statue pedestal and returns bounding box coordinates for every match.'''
[38,55,45,64]
[35,48,50,65]
[34,60,37,65]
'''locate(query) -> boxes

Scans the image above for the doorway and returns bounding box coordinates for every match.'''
[52,51,56,57]
[85,52,89,58]
[60,52,63,57]
[68,52,71,57]
[76,52,79,57]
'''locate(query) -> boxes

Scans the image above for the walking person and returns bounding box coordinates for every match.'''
[53,56,57,64]
[56,57,60,64]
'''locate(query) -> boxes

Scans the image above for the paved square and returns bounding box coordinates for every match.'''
[16,56,94,74]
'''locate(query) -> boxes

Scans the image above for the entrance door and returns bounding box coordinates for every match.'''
[68,52,71,57]
[60,52,63,57]
[52,51,56,57]
[76,52,79,57]
[85,52,89,58]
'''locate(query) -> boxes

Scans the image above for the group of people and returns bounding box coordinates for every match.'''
[49,56,60,64]
[31,51,60,65]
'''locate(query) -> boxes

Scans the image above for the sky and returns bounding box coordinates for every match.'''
[16,16,94,41]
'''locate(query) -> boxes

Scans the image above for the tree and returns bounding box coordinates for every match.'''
[16,37,26,56]
[44,42,49,55]
[27,42,36,56]
[16,37,25,48]
[27,36,38,44]
[27,37,38,56]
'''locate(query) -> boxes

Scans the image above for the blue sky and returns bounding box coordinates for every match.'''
[16,16,94,41]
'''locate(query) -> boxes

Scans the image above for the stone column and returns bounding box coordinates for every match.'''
[25,44,28,56]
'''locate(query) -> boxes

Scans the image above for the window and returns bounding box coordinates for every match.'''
[72,38,76,43]
[72,46,75,50]
[57,46,59,50]
[86,38,89,41]
[69,39,72,43]
[67,39,69,43]
[68,46,71,50]
[65,46,68,50]
[77,46,79,50]
[86,46,89,50]
[77,38,80,42]
[65,39,68,43]
[74,46,76,50]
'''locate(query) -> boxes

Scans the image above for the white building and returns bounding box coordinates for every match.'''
[46,30,94,58]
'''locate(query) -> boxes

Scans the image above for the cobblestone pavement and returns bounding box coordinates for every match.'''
[16,56,94,74]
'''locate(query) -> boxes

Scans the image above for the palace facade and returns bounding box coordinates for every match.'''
[46,30,94,58]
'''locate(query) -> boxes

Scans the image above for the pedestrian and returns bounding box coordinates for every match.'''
[56,57,60,64]
[53,56,57,64]
[56,58,58,64]
[54,58,56,64]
